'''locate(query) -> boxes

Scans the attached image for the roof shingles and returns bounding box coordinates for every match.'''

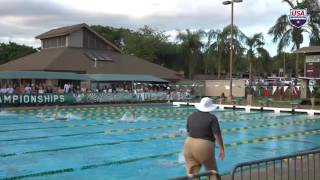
[0,48,181,81]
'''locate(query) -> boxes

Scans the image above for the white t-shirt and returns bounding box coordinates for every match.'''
[64,84,70,93]
[0,88,6,93]
[8,88,14,94]
[25,86,32,93]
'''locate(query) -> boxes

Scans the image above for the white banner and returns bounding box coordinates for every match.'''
[306,55,320,63]
[283,86,289,93]
[309,86,314,93]
[252,86,257,92]
[272,86,277,95]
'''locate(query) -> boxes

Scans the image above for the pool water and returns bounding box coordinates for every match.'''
[0,104,320,180]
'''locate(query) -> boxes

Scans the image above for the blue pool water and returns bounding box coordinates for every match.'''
[0,104,320,180]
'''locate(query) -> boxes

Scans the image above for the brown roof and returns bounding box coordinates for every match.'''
[294,46,320,54]
[35,23,84,39]
[35,23,122,53]
[0,48,181,81]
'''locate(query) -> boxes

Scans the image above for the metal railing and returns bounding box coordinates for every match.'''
[169,170,221,180]
[231,149,320,180]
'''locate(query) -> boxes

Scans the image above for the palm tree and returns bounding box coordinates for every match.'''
[256,46,271,76]
[205,29,225,79]
[202,30,217,76]
[268,0,320,78]
[206,25,246,79]
[245,33,264,82]
[177,29,205,79]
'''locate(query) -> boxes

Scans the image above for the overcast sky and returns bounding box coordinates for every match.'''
[0,0,314,56]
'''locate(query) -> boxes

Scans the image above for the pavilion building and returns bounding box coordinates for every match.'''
[0,23,181,91]
[295,46,320,100]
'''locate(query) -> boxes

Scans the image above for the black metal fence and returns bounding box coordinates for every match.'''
[231,149,320,180]
[169,170,221,180]
[169,149,320,180]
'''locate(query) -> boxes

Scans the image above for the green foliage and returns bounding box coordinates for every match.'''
[270,52,304,77]
[91,25,131,49]
[315,87,320,98]
[91,25,185,73]
[177,29,205,79]
[92,24,279,79]
[245,33,265,80]
[0,42,36,65]
[204,25,247,79]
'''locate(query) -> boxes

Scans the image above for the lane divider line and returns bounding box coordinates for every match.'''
[2,129,320,179]
[1,128,320,159]
[1,117,318,143]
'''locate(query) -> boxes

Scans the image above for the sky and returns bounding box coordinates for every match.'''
[0,0,315,56]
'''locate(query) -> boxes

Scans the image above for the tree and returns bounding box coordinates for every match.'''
[92,25,185,72]
[0,42,36,65]
[91,25,131,50]
[205,29,225,78]
[206,25,246,79]
[268,0,320,77]
[245,33,264,81]
[177,29,205,79]
[256,46,271,76]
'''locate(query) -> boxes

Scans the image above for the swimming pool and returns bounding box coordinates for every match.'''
[0,104,320,180]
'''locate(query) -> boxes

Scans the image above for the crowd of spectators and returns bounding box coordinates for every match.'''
[0,83,56,94]
[0,82,193,96]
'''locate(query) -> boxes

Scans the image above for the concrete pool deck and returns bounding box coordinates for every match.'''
[173,102,320,116]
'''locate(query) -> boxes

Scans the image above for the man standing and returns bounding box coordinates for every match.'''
[64,83,70,93]
[184,97,225,176]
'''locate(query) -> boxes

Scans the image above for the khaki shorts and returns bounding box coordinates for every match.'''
[184,137,217,174]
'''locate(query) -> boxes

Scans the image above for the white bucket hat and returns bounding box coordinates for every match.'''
[195,97,217,112]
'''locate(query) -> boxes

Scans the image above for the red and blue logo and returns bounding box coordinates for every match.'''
[288,9,309,28]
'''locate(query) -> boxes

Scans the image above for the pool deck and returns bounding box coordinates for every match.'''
[172,102,320,116]
[221,156,319,180]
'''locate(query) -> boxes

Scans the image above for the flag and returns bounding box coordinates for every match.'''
[290,86,298,97]
[280,86,284,97]
[252,86,256,92]
[309,86,314,93]
[264,86,269,97]
[272,86,277,95]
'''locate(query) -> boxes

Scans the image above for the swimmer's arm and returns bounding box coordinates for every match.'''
[214,133,225,160]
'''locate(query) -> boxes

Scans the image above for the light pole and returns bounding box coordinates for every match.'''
[223,0,242,101]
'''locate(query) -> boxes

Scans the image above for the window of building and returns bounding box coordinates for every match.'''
[42,36,66,49]
[84,50,113,61]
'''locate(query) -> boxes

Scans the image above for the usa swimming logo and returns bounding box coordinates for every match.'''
[288,9,309,28]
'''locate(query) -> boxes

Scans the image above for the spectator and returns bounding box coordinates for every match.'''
[64,83,70,93]
[7,87,14,94]
[25,84,32,94]
[219,93,226,104]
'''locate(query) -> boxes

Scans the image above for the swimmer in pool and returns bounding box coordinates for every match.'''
[53,105,68,120]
